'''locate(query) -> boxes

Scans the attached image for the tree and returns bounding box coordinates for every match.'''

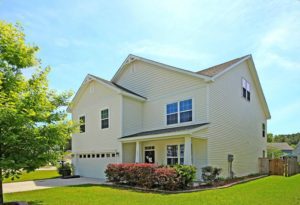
[267,133,273,143]
[0,21,74,204]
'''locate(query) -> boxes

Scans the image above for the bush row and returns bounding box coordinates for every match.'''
[105,163,196,190]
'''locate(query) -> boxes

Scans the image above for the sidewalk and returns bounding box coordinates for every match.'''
[4,177,106,193]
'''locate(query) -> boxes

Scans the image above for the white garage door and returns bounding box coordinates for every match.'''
[76,153,119,179]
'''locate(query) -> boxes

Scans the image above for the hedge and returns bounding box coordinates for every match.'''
[105,163,196,190]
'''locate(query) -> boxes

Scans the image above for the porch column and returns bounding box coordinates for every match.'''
[135,141,141,163]
[184,136,192,165]
[118,142,123,163]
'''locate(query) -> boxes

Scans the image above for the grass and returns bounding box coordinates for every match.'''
[4,175,300,205]
[3,170,59,183]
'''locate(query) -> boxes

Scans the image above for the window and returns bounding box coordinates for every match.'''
[79,155,82,158]
[262,123,266,137]
[263,150,266,158]
[96,154,100,158]
[92,154,95,158]
[79,115,85,133]
[166,102,178,125]
[87,154,90,158]
[101,109,109,129]
[180,99,192,123]
[83,154,86,158]
[180,144,185,164]
[242,78,251,101]
[106,153,110,158]
[112,153,116,157]
[166,99,192,125]
[101,154,105,158]
[167,144,184,165]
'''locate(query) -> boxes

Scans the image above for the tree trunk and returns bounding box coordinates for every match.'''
[0,168,3,205]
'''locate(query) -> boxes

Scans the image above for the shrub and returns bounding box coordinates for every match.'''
[174,164,196,187]
[201,166,222,185]
[153,167,180,190]
[57,162,73,177]
[105,163,157,187]
[105,163,197,190]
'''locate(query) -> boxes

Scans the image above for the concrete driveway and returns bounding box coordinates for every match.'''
[4,177,106,193]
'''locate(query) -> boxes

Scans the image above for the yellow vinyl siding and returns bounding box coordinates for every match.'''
[72,81,122,153]
[207,61,267,177]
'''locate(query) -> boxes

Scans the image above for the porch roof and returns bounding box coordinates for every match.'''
[120,123,209,140]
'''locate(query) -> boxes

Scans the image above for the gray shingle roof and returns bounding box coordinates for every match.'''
[89,74,146,99]
[121,123,209,139]
[196,55,250,77]
[267,143,294,151]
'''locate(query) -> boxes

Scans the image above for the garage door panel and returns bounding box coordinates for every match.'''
[77,157,117,179]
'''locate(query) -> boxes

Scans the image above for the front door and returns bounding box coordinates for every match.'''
[144,146,155,163]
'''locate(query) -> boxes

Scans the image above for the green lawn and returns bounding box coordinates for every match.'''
[4,175,300,205]
[3,170,59,183]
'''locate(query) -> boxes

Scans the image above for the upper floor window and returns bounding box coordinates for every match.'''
[79,115,85,133]
[166,99,193,125]
[166,102,178,125]
[262,123,266,138]
[242,78,251,101]
[101,109,109,129]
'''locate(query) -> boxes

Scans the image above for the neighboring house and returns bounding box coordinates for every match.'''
[267,142,294,156]
[293,142,300,162]
[68,54,271,179]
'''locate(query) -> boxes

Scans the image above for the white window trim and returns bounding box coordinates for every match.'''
[166,144,184,165]
[165,98,194,126]
[78,114,86,134]
[241,77,251,101]
[100,107,110,129]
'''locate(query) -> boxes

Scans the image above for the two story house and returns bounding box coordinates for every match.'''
[68,54,271,179]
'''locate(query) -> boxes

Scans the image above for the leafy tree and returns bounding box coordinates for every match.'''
[267,133,273,143]
[0,20,74,204]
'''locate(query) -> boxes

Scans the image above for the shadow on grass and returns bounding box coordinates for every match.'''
[64,184,186,195]
[28,201,44,205]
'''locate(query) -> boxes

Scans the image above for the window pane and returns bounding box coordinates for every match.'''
[180,144,184,157]
[101,109,109,119]
[167,102,178,114]
[180,111,192,123]
[180,157,184,165]
[80,124,85,133]
[243,88,247,98]
[167,145,178,157]
[180,99,192,111]
[242,78,246,88]
[79,116,85,123]
[102,119,109,129]
[167,158,178,165]
[247,91,250,101]
[167,113,178,125]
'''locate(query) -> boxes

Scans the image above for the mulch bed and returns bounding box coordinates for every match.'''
[105,175,267,194]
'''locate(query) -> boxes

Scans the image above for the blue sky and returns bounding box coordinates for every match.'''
[1,0,299,134]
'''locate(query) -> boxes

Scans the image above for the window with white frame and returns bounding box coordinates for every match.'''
[167,144,184,165]
[166,102,178,125]
[262,123,266,138]
[101,109,109,129]
[79,115,85,133]
[166,99,192,125]
[242,78,251,101]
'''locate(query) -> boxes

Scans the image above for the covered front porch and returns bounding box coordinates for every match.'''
[119,124,209,179]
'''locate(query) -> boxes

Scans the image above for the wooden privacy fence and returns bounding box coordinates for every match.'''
[259,157,300,177]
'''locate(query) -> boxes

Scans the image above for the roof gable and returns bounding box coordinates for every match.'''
[111,54,212,83]
[67,74,146,112]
